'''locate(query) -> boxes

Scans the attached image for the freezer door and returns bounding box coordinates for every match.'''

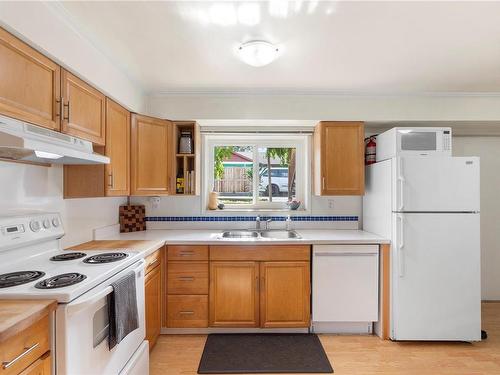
[392,213,481,341]
[393,157,480,212]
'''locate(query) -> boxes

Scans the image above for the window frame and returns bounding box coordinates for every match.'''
[202,133,311,211]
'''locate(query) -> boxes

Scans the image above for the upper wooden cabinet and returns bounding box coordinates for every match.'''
[130,114,173,196]
[61,69,106,145]
[259,261,310,328]
[105,98,130,196]
[0,27,60,131]
[63,99,130,198]
[313,121,365,195]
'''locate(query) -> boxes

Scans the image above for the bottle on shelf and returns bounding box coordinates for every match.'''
[176,169,185,194]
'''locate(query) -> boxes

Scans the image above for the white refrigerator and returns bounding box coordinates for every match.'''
[363,156,481,341]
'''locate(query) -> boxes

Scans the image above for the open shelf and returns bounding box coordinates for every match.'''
[173,121,200,196]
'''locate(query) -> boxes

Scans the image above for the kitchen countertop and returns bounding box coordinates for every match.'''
[67,239,165,255]
[80,229,389,258]
[0,299,57,342]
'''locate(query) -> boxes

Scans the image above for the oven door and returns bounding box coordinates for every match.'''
[55,260,146,375]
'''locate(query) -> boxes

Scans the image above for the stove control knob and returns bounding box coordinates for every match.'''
[52,218,60,228]
[29,220,41,232]
[43,219,51,229]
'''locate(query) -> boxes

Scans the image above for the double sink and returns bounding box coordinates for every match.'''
[220,230,301,240]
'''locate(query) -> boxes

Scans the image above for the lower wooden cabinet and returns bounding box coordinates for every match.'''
[145,251,162,351]
[0,314,51,375]
[18,354,51,375]
[167,295,208,328]
[163,245,311,330]
[208,246,311,328]
[260,262,310,328]
[209,262,260,327]
[165,246,209,328]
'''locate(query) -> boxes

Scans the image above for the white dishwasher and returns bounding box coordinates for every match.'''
[312,245,379,334]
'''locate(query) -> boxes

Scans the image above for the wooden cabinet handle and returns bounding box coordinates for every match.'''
[56,99,61,118]
[108,173,113,188]
[2,342,39,369]
[179,251,195,256]
[148,258,159,267]
[179,311,194,315]
[63,99,70,121]
[178,276,194,281]
[322,177,325,190]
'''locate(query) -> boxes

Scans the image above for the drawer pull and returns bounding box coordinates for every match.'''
[178,276,194,281]
[315,252,377,257]
[179,251,195,256]
[148,258,159,267]
[179,311,194,315]
[2,342,39,369]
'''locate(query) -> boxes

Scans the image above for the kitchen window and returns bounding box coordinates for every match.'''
[203,134,310,210]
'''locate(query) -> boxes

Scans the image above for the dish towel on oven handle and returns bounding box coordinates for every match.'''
[107,271,139,350]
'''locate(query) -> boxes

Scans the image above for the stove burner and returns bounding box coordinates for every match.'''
[50,252,87,261]
[0,271,45,288]
[83,252,128,264]
[35,273,87,289]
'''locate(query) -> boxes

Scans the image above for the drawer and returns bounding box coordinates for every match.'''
[168,246,208,261]
[145,249,162,274]
[210,245,310,261]
[167,262,208,294]
[167,295,208,328]
[0,315,50,375]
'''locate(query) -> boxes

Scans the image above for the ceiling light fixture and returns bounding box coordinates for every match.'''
[238,41,280,67]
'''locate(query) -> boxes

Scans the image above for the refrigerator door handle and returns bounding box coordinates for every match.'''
[397,214,405,277]
[398,158,405,211]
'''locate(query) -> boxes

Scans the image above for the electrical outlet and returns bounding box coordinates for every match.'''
[149,196,161,209]
[328,199,334,209]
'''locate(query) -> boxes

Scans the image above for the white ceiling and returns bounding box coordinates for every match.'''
[55,1,500,95]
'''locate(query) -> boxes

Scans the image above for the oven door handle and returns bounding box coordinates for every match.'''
[66,259,145,314]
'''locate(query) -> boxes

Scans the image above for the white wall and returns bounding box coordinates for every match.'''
[453,137,500,300]
[0,2,145,112]
[0,162,126,248]
[148,93,500,121]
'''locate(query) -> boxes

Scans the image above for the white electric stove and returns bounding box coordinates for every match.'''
[0,212,149,375]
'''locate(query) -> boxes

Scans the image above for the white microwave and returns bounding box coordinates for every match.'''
[375,127,452,161]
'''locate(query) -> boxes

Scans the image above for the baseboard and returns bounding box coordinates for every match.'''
[161,327,310,334]
[312,322,374,334]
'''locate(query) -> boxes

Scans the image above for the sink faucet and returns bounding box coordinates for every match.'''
[264,218,272,230]
[255,215,261,230]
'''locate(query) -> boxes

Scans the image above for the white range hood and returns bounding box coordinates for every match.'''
[0,114,109,165]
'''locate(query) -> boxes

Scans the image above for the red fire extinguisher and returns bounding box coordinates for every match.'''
[365,135,377,165]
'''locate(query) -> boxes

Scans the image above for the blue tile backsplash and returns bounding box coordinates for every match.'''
[145,216,358,222]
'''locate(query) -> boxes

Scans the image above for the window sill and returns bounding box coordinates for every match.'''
[203,207,309,215]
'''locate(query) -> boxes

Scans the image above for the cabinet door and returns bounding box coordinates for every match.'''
[209,262,259,327]
[314,121,364,195]
[260,261,310,328]
[130,114,172,195]
[61,69,106,145]
[145,265,161,351]
[0,27,60,130]
[105,98,130,196]
[18,354,51,375]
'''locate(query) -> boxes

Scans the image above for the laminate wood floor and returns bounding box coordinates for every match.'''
[150,302,500,375]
